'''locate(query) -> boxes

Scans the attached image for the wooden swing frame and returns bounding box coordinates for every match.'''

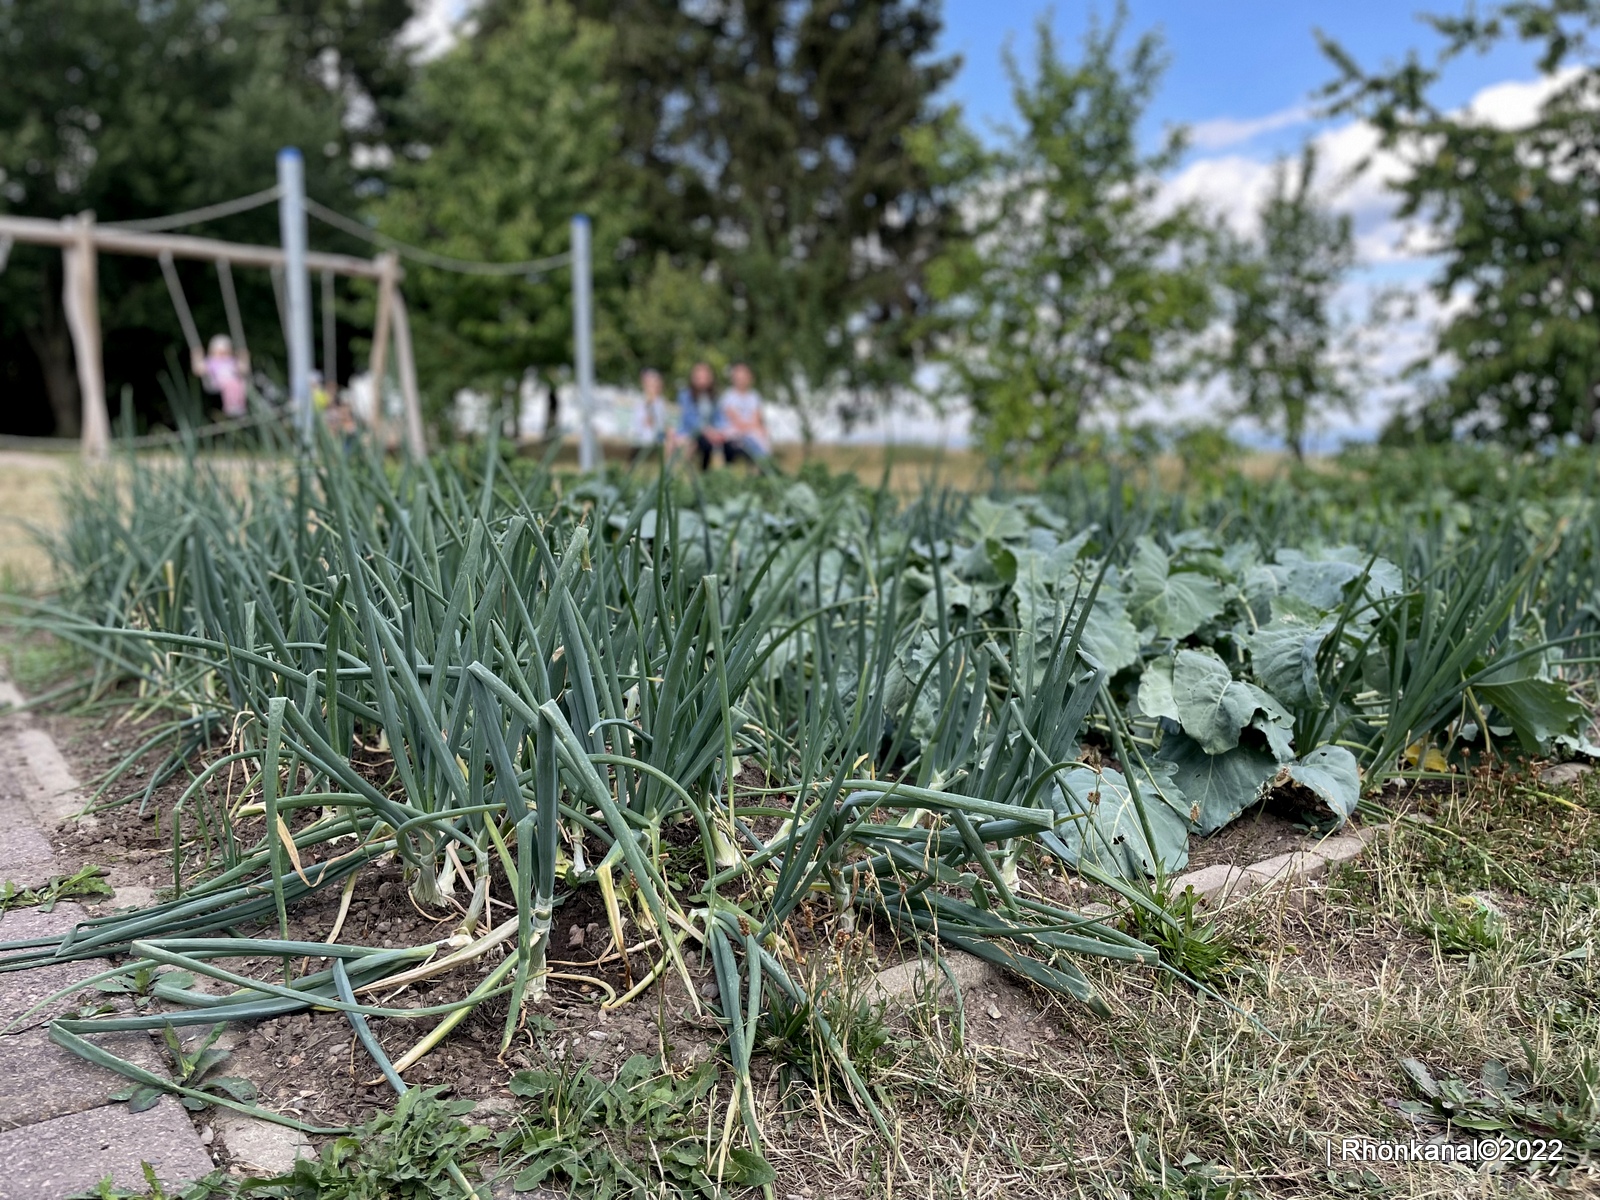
[0,211,425,461]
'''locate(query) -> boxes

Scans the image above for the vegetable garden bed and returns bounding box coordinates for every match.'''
[1,440,1597,1196]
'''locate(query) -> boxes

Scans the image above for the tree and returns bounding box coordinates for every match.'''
[604,254,734,387]
[1324,2,1600,444]
[0,0,414,435]
[369,1,630,420]
[1219,146,1358,460]
[932,10,1213,469]
[569,0,962,435]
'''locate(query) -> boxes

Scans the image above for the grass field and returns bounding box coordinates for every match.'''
[826,772,1599,1199]
[0,449,69,588]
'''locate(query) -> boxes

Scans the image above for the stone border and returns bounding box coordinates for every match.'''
[874,820,1391,1001]
[1537,760,1594,788]
[1170,822,1388,907]
[0,669,223,1198]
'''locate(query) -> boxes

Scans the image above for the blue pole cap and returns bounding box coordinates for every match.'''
[278,146,303,161]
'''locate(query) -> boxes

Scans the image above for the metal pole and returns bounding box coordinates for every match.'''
[571,214,597,471]
[277,148,313,443]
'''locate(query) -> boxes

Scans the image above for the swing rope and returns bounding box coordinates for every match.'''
[269,264,290,350]
[321,270,336,384]
[158,251,203,358]
[216,260,248,358]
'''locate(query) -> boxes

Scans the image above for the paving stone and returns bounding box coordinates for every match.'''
[12,728,87,825]
[0,826,58,875]
[0,1027,167,1130]
[0,904,103,1020]
[872,948,996,1002]
[0,957,109,1024]
[0,1095,214,1200]
[212,1114,312,1174]
[0,901,89,941]
[0,691,212,1200]
[1351,821,1389,846]
[1170,864,1254,905]
[98,884,158,912]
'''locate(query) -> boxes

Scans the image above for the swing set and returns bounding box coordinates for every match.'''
[2,150,598,466]
[0,210,426,461]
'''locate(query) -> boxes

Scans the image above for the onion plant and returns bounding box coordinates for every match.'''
[5,433,1595,1186]
[0,436,1178,1181]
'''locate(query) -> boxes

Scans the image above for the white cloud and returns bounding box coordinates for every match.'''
[1162,116,1432,263]
[1161,153,1278,233]
[1465,68,1580,127]
[1149,70,1585,447]
[401,0,472,60]
[1188,105,1311,151]
[1166,68,1584,261]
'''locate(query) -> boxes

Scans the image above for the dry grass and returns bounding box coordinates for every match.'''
[544,435,1305,497]
[0,449,71,591]
[0,448,293,595]
[757,773,1600,1199]
[772,442,993,495]
[530,436,996,496]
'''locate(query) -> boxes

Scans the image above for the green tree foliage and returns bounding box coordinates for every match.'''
[371,1,628,417]
[932,11,1213,469]
[1218,146,1358,460]
[604,254,734,387]
[1325,1,1600,444]
[571,0,961,433]
[0,0,412,435]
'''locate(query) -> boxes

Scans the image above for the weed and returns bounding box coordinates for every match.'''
[1398,1052,1600,1161]
[75,1089,491,1200]
[761,945,893,1096]
[72,1162,204,1200]
[1129,1136,1262,1199]
[0,625,79,690]
[1420,891,1507,955]
[0,864,113,913]
[1123,879,1240,987]
[270,1088,489,1199]
[92,963,162,1010]
[109,1023,255,1113]
[498,1053,769,1198]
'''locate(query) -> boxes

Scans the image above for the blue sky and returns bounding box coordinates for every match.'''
[928,2,1556,444]
[938,1,1541,151]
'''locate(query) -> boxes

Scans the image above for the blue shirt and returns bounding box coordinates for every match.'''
[677,388,721,436]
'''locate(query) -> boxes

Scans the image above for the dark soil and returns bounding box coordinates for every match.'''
[14,686,1394,1188]
[18,700,936,1147]
[1183,803,1314,873]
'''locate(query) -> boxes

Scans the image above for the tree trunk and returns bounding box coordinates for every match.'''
[24,262,81,438]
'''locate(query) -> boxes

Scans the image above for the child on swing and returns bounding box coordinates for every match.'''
[191,334,250,418]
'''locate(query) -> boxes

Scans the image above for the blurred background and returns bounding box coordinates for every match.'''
[3,0,1596,467]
